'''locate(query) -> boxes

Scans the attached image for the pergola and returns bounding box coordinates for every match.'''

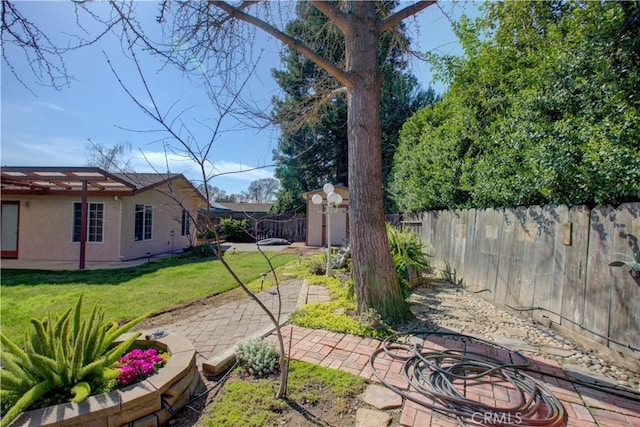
[1,166,136,269]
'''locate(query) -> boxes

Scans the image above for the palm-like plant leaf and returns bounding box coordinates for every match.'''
[0,295,148,427]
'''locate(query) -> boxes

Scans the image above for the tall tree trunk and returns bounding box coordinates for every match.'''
[344,2,408,324]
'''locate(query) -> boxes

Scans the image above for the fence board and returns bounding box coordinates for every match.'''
[608,204,640,353]
[559,206,590,334]
[464,209,480,291]
[478,208,503,297]
[584,206,615,345]
[517,206,540,317]
[531,205,561,324]
[452,210,467,280]
[495,209,517,306]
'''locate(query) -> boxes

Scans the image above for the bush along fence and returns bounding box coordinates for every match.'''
[200,212,307,242]
[402,203,640,366]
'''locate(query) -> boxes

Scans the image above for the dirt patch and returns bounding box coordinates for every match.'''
[165,368,380,427]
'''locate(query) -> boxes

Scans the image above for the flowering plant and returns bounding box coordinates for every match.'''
[114,348,167,387]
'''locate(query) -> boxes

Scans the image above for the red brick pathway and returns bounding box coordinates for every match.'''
[272,325,640,427]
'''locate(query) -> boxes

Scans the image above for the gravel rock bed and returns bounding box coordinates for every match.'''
[400,279,640,393]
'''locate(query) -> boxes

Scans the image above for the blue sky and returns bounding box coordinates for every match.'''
[1,1,478,194]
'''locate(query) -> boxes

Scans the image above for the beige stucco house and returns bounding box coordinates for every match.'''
[0,167,208,268]
[304,185,349,247]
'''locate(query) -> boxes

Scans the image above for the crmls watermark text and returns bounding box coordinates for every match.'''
[470,412,523,424]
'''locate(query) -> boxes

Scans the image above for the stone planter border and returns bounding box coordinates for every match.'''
[12,332,198,427]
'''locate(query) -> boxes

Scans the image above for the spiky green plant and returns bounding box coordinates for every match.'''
[0,295,145,427]
[386,223,431,298]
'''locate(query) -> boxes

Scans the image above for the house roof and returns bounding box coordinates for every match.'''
[0,167,207,205]
[217,202,273,213]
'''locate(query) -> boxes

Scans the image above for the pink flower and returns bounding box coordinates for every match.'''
[115,348,166,386]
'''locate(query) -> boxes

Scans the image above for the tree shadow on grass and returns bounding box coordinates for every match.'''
[0,256,217,286]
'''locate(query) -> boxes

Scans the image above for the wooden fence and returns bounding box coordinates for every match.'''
[205,212,307,242]
[402,203,640,361]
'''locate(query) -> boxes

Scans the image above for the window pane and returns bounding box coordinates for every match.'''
[135,204,152,241]
[181,209,190,236]
[135,204,144,241]
[144,206,152,240]
[88,203,104,242]
[73,202,104,242]
[72,203,81,242]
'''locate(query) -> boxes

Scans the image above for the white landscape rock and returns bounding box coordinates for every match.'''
[355,408,392,427]
[359,384,403,410]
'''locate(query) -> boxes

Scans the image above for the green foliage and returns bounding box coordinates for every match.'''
[290,276,391,339]
[386,224,431,297]
[391,1,640,211]
[220,217,253,242]
[271,2,436,213]
[306,255,327,276]
[188,243,216,258]
[235,338,279,378]
[202,360,366,426]
[0,295,144,427]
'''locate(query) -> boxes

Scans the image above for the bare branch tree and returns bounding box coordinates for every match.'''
[1,1,124,91]
[104,44,294,398]
[86,140,134,172]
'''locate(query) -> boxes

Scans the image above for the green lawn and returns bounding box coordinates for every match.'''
[0,252,297,343]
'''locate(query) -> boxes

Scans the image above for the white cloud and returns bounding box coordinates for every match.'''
[129,150,194,174]
[1,137,87,166]
[34,101,67,113]
[128,152,274,186]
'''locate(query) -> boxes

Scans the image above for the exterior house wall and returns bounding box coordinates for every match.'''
[305,186,349,247]
[1,177,205,263]
[119,180,203,261]
[9,195,121,262]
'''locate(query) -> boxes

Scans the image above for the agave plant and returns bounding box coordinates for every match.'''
[0,295,145,427]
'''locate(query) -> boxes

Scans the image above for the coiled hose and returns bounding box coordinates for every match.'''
[369,331,567,426]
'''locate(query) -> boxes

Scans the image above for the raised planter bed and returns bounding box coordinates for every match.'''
[11,332,198,427]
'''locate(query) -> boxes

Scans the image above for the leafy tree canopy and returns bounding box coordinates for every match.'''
[391,0,640,212]
[271,1,436,213]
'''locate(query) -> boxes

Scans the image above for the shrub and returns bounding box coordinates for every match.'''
[386,224,431,298]
[307,255,326,275]
[189,243,215,258]
[0,295,145,427]
[235,338,279,378]
[220,217,253,242]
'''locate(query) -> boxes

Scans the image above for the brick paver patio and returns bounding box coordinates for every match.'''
[270,325,640,426]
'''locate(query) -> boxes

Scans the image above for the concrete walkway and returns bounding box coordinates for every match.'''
[149,279,320,374]
[152,280,640,427]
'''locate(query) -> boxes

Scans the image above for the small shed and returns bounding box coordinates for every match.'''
[304,185,349,247]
